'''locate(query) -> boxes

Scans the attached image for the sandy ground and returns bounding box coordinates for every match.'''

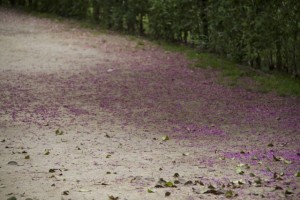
[0,8,299,200]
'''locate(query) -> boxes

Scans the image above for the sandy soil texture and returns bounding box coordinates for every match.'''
[0,8,299,200]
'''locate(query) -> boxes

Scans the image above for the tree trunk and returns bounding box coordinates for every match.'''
[276,41,282,70]
[200,0,208,49]
[92,0,100,22]
[10,0,16,6]
[139,14,144,35]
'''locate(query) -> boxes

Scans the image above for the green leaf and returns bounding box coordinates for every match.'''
[162,135,169,141]
[236,167,244,175]
[147,189,154,193]
[25,155,30,159]
[165,181,174,187]
[44,149,50,155]
[225,190,234,198]
[295,172,300,177]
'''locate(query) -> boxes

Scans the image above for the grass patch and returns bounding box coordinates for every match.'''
[158,41,300,97]
[254,73,300,96]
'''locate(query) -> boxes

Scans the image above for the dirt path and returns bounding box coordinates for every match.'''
[0,8,299,200]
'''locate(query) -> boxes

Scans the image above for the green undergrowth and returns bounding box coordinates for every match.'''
[19,8,300,97]
[159,42,300,97]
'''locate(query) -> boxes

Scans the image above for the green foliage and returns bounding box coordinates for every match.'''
[5,0,300,93]
[254,73,300,97]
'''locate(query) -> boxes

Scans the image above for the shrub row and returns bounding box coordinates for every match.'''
[2,0,299,76]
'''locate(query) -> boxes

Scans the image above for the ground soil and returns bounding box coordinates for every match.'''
[0,8,299,200]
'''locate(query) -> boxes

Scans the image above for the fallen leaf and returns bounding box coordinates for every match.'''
[79,189,91,192]
[184,180,193,185]
[225,190,236,198]
[44,149,50,155]
[273,155,283,161]
[75,146,81,150]
[55,129,63,135]
[284,190,293,196]
[147,189,154,193]
[165,181,174,187]
[254,177,262,186]
[7,197,17,200]
[203,189,224,195]
[249,173,256,177]
[154,185,163,188]
[165,191,171,197]
[267,143,274,147]
[158,178,166,184]
[274,186,283,190]
[273,172,284,180]
[108,195,119,200]
[237,163,250,169]
[7,161,18,165]
[62,190,69,195]
[25,155,30,159]
[208,184,216,190]
[162,135,169,141]
[236,168,244,175]
[195,180,204,186]
[49,169,60,173]
[284,160,292,164]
